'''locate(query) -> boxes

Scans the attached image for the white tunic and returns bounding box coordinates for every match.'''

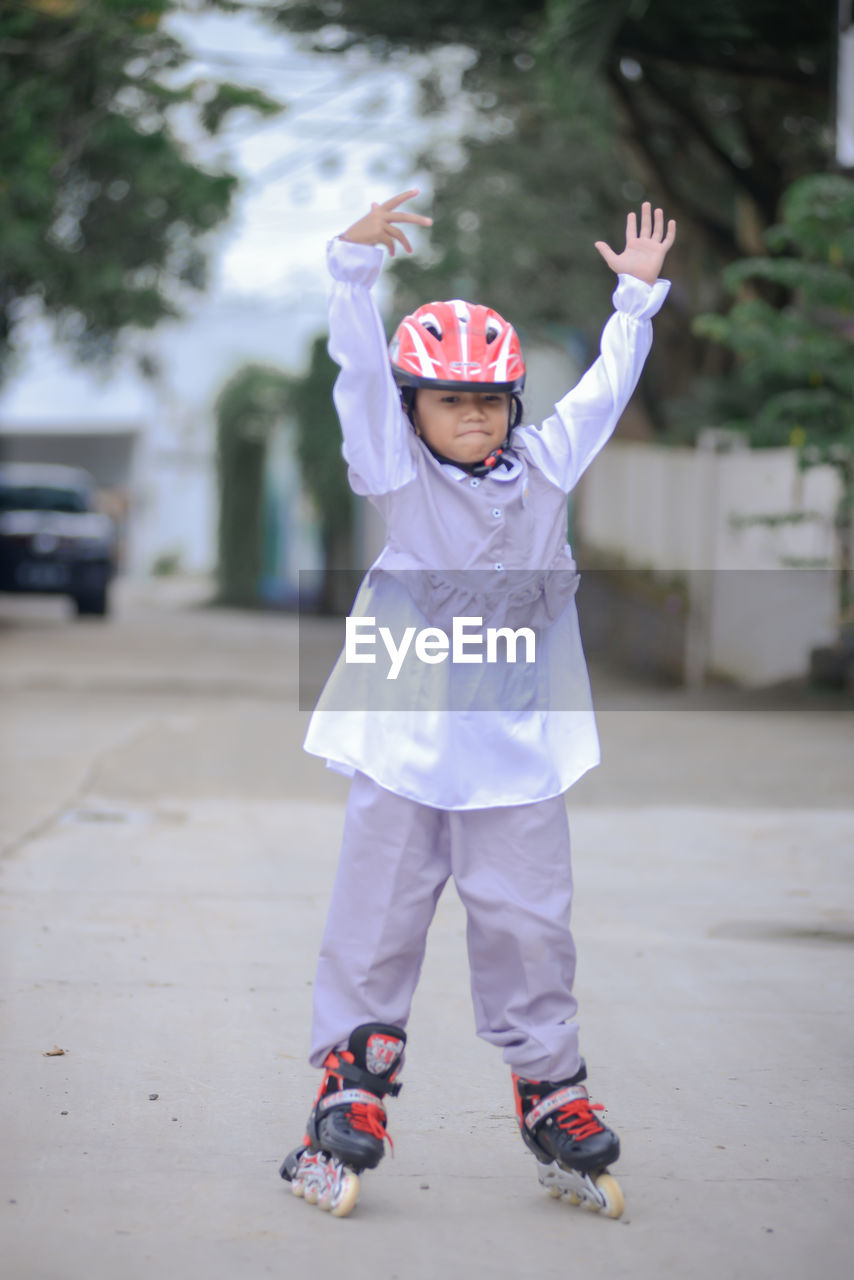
[303,237,670,809]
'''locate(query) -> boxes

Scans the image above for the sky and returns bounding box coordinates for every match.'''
[162,4,474,305]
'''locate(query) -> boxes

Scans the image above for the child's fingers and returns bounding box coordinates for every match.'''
[594,240,619,270]
[390,212,433,227]
[388,225,414,254]
[640,201,652,239]
[653,206,664,241]
[381,188,421,210]
[625,211,637,244]
[662,218,677,250]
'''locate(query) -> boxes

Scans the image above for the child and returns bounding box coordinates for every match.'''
[281,191,676,1217]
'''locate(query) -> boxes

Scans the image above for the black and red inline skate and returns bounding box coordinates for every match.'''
[512,1060,625,1218]
[280,1023,405,1217]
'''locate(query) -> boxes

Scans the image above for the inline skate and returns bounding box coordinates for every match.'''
[280,1023,405,1218]
[512,1060,625,1218]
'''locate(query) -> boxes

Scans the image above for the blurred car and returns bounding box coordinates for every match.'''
[0,462,117,617]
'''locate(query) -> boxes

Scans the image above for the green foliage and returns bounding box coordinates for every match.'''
[720,259,854,312]
[214,364,290,606]
[213,346,354,606]
[268,0,546,53]
[540,1,831,224]
[763,174,854,265]
[694,173,854,620]
[199,82,281,134]
[0,1,282,375]
[290,335,352,543]
[694,175,854,461]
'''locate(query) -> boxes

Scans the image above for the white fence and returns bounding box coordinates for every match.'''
[575,438,842,685]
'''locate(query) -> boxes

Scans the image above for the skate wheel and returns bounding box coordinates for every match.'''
[594,1173,624,1219]
[567,1191,581,1206]
[330,1172,360,1218]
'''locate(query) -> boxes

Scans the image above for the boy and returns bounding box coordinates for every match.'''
[282,192,675,1217]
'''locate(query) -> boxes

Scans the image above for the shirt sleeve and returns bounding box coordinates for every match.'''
[514,274,671,493]
[326,236,417,497]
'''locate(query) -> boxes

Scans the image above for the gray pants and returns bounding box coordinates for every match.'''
[310,771,581,1080]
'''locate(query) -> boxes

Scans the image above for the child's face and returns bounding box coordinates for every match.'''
[412,389,511,465]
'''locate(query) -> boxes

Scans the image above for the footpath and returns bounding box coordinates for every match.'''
[1,578,852,1280]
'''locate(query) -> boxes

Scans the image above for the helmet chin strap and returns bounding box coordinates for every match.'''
[416,434,514,476]
[464,440,514,475]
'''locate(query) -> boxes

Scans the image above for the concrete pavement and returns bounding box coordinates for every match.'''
[1,579,852,1280]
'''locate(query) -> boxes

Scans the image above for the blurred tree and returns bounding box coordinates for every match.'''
[390,75,626,338]
[269,1,836,434]
[214,343,356,611]
[0,0,281,378]
[289,335,355,612]
[215,363,289,608]
[271,1,833,260]
[534,0,834,259]
[694,174,854,625]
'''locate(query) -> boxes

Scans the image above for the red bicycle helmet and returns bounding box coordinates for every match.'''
[389,299,525,393]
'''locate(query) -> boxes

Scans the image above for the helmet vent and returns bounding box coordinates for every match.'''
[485,320,501,344]
[418,311,443,340]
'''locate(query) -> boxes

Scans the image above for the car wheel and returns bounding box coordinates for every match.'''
[72,587,109,618]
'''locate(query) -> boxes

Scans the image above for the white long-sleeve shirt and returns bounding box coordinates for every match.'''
[303,237,670,808]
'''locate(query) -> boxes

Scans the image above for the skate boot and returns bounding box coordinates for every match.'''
[280,1023,405,1217]
[512,1060,625,1218]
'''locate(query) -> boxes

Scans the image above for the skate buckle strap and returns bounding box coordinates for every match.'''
[524,1085,589,1131]
[338,1058,403,1098]
[318,1088,387,1116]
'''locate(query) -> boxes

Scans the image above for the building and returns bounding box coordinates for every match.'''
[0,293,328,586]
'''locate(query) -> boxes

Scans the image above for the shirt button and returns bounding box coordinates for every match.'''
[492,507,502,519]
[469,477,480,488]
[494,562,504,571]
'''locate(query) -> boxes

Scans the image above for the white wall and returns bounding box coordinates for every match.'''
[576,440,842,685]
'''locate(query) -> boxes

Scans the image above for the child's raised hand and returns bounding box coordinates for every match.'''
[340,189,433,257]
[594,202,676,285]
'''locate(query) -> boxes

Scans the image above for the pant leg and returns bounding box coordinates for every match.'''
[310,771,451,1067]
[449,794,580,1081]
